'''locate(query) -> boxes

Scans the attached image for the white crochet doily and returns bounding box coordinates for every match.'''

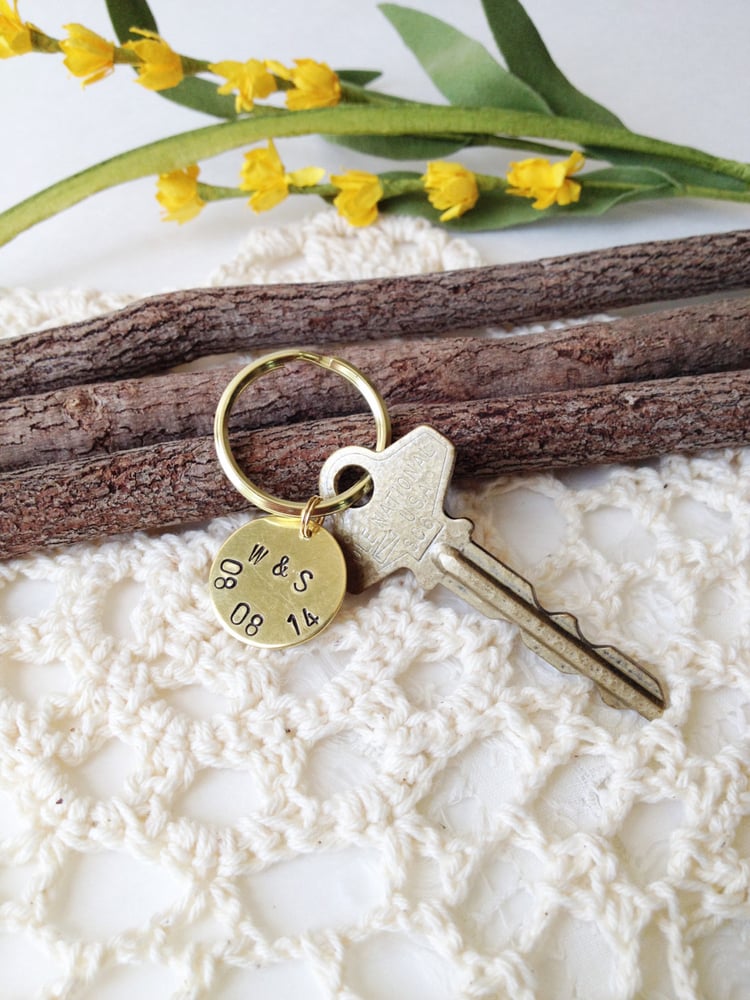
[1,212,749,1000]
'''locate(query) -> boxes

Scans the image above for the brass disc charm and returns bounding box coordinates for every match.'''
[210,350,391,648]
[209,516,347,649]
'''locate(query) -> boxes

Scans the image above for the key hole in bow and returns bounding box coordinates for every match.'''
[333,464,373,508]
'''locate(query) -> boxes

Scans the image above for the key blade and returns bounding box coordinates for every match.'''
[320,426,667,721]
[433,541,666,720]
[546,610,664,703]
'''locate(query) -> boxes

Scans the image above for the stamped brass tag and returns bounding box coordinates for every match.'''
[209,516,346,648]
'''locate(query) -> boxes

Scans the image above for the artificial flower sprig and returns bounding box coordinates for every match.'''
[0,5,343,107]
[1,0,749,247]
[155,143,585,228]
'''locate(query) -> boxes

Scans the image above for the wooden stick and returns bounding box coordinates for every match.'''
[2,369,749,560]
[1,228,748,401]
[2,297,748,472]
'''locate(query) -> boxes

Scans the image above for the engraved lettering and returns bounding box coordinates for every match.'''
[293,569,314,593]
[272,554,290,577]
[214,558,243,589]
[303,607,319,627]
[287,608,319,636]
[340,438,447,566]
[287,612,300,636]
[230,602,250,625]
[230,602,264,637]
[244,612,264,637]
[248,544,269,565]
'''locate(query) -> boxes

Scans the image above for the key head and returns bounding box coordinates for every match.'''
[319,425,473,592]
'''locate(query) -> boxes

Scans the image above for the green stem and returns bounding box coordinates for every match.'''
[198,177,427,202]
[113,46,141,66]
[29,29,60,54]
[202,173,743,208]
[339,85,648,160]
[198,181,339,201]
[181,55,212,76]
[680,183,750,204]
[472,134,573,157]
[196,182,246,201]
[582,177,750,203]
[2,104,749,246]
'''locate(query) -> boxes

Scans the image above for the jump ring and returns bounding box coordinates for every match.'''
[214,349,392,518]
[299,494,323,539]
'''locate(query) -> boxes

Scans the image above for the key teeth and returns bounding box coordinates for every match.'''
[548,609,587,642]
[542,605,624,663]
[523,587,666,713]
[506,566,591,646]
[505,566,571,624]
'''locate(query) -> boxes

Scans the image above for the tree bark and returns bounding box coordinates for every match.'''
[1,228,748,401]
[2,368,749,560]
[2,296,748,471]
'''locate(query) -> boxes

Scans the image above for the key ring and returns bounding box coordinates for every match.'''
[209,350,391,649]
[213,349,392,517]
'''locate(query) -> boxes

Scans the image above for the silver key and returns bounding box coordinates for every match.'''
[319,425,666,720]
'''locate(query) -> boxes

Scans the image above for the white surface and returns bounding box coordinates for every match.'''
[2,5,750,1000]
[1,0,749,292]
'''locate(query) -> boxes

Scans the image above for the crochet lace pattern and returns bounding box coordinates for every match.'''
[1,212,748,1000]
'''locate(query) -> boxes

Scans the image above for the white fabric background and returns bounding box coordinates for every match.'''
[1,3,750,999]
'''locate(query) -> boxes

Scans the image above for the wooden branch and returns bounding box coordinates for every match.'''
[2,369,749,560]
[1,228,748,401]
[2,297,748,472]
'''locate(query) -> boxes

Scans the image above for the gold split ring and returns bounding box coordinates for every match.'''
[213,349,392,518]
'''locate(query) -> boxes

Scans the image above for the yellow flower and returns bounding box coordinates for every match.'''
[267,58,341,110]
[156,165,204,224]
[239,140,324,213]
[0,0,32,58]
[506,151,585,210]
[330,170,383,227]
[209,58,276,112]
[123,28,183,91]
[60,24,115,86]
[422,161,479,221]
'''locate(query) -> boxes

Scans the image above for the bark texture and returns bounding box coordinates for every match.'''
[2,369,748,559]
[2,228,748,401]
[2,296,747,471]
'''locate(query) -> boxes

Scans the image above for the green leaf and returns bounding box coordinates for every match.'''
[326,134,468,159]
[380,189,539,228]
[569,169,674,210]
[336,69,383,86]
[379,3,550,113]
[479,0,624,126]
[579,165,677,189]
[586,147,749,193]
[105,0,158,40]
[156,77,238,120]
[105,0,237,119]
